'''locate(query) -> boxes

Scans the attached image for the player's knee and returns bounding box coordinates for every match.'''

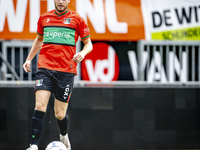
[35,102,46,112]
[55,112,65,120]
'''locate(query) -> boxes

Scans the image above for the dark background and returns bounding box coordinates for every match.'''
[89,41,137,81]
[0,85,200,150]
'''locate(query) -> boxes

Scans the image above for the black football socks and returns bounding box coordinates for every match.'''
[31,110,45,145]
[57,114,69,136]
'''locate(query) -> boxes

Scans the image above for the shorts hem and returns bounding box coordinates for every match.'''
[54,97,69,103]
[34,88,52,93]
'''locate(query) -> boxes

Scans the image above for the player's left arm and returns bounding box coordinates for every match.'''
[73,38,93,63]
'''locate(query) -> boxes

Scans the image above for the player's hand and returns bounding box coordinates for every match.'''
[72,52,85,63]
[23,60,31,72]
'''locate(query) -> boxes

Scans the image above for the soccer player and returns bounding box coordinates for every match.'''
[23,0,93,150]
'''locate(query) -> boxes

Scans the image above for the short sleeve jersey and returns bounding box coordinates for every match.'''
[37,9,90,74]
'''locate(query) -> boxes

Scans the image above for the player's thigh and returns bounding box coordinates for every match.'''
[54,99,69,120]
[35,89,51,112]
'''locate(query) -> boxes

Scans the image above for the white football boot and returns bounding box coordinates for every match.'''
[60,134,71,150]
[26,144,38,150]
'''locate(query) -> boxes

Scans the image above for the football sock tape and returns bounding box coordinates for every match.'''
[31,110,45,145]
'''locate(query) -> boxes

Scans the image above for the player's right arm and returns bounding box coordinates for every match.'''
[23,35,43,72]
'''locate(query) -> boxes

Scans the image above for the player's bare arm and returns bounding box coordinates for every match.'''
[72,38,93,63]
[23,35,43,72]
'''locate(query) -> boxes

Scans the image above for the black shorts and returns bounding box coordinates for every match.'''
[35,68,74,103]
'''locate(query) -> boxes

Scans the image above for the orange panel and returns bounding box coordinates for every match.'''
[89,0,145,41]
[0,0,145,41]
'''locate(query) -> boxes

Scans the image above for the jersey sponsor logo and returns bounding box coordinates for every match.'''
[63,84,70,99]
[81,42,120,82]
[44,31,70,39]
[63,18,71,24]
[43,26,76,46]
[36,79,43,86]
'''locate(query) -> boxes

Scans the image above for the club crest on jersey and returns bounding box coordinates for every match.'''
[63,18,71,24]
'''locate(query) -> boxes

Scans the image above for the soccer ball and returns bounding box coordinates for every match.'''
[45,141,67,150]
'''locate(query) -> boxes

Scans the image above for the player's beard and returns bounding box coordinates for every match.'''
[55,4,68,13]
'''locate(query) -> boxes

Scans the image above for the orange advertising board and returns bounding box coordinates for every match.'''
[0,0,47,40]
[0,0,145,41]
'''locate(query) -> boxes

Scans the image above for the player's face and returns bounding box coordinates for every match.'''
[54,0,70,13]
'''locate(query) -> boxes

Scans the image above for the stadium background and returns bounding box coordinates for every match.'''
[0,0,200,149]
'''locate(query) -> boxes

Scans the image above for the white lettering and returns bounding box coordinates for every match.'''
[77,0,105,33]
[44,31,71,38]
[30,0,40,33]
[85,60,101,81]
[65,33,70,38]
[169,51,187,83]
[0,0,128,34]
[181,52,187,82]
[58,32,61,37]
[127,51,138,80]
[128,50,187,83]
[63,85,70,99]
[0,0,28,32]
[77,0,128,33]
[50,32,53,36]
[147,51,167,83]
[105,0,128,33]
[85,46,116,83]
[53,32,57,38]
[128,50,148,81]
[99,46,115,82]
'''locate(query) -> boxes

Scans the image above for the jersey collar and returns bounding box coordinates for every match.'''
[54,9,69,17]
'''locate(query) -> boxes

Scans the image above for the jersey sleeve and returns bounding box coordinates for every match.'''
[37,16,43,36]
[78,18,90,41]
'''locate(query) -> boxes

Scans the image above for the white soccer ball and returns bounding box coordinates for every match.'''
[45,141,67,150]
